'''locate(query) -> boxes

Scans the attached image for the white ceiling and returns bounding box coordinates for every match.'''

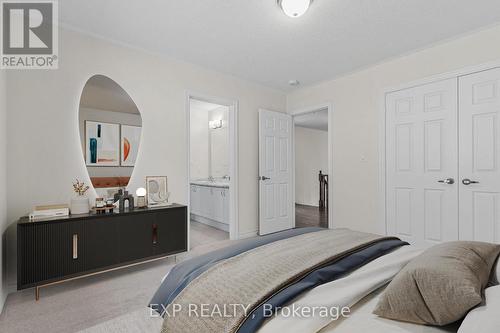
[294,109,328,131]
[80,75,140,114]
[61,0,500,91]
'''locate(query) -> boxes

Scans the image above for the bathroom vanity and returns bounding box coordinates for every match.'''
[190,180,229,231]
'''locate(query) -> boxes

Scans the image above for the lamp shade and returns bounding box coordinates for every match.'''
[136,187,147,197]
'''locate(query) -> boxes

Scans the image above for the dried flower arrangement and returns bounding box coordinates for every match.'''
[73,179,90,196]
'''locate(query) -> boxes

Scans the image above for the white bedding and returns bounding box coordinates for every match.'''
[257,245,458,333]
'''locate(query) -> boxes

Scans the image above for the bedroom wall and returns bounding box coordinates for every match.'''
[287,24,500,234]
[295,126,328,207]
[0,69,7,312]
[79,107,142,178]
[5,27,286,289]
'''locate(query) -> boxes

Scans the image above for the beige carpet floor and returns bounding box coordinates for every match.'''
[0,222,230,333]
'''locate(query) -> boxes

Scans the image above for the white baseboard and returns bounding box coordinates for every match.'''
[295,202,320,207]
[190,214,229,232]
[238,229,258,239]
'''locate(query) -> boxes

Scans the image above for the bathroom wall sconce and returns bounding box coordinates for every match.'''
[209,119,223,129]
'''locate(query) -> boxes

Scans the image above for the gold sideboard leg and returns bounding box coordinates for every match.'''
[35,286,40,301]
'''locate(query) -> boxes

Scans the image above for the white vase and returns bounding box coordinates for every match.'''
[70,196,90,215]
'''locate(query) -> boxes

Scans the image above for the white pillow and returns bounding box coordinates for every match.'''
[458,285,500,332]
[491,256,500,285]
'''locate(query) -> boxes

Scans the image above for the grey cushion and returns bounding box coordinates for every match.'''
[489,255,500,286]
[373,241,500,326]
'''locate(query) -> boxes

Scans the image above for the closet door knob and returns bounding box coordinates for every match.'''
[462,179,479,185]
[438,178,455,185]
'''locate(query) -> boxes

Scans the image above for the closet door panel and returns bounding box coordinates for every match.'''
[459,68,500,243]
[386,78,459,246]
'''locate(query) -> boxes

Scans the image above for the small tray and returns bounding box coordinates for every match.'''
[92,206,115,214]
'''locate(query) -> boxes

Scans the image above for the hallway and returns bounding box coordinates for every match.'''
[295,204,328,228]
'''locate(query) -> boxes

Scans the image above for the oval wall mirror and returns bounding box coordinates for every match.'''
[79,75,142,201]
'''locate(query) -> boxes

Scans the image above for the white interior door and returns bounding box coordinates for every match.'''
[386,78,458,246]
[259,109,293,235]
[459,68,500,243]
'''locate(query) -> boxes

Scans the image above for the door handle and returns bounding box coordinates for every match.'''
[438,178,455,185]
[72,234,78,259]
[462,179,479,185]
[260,176,270,181]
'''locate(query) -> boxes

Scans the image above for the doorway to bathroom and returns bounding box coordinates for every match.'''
[186,93,239,250]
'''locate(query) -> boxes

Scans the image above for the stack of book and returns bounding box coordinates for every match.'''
[29,204,70,221]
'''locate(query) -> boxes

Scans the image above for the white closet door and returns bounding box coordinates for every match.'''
[386,78,458,246]
[459,68,500,243]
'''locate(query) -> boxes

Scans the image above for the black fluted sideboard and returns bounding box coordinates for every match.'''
[17,204,187,299]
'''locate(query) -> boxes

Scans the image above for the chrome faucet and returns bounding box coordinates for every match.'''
[222,175,230,180]
[208,176,215,182]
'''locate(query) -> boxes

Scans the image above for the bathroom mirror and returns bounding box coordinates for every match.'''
[79,75,142,200]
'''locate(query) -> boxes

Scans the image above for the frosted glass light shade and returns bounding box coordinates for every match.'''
[278,0,312,18]
[136,187,147,197]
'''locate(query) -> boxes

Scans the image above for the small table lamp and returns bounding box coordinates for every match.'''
[136,187,147,208]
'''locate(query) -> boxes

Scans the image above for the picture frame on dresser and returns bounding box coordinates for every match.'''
[146,176,170,207]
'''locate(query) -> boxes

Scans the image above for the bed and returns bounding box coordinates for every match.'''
[149,227,500,333]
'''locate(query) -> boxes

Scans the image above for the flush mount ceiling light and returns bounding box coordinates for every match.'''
[278,0,312,18]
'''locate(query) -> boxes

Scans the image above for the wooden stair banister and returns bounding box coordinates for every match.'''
[319,170,328,210]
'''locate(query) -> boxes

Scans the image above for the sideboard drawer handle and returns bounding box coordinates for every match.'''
[72,234,78,259]
[152,224,158,245]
